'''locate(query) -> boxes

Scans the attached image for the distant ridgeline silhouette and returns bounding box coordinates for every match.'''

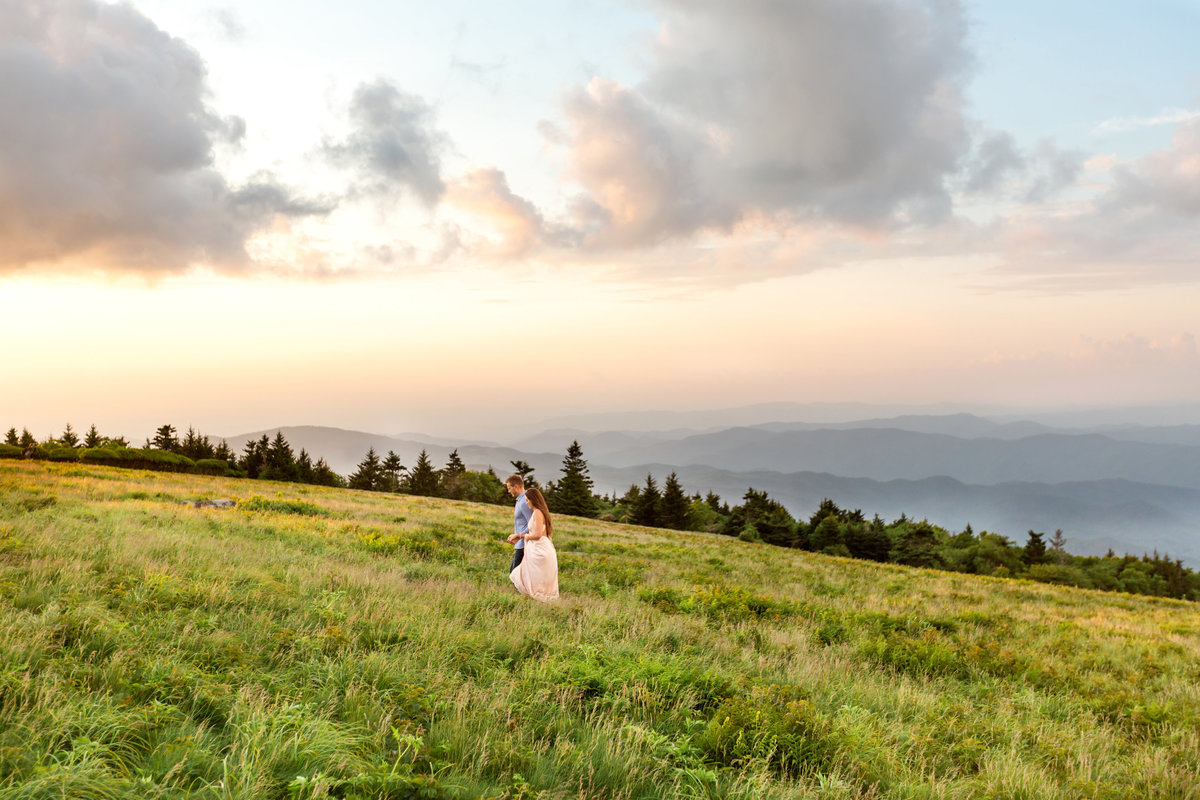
[4,422,1197,602]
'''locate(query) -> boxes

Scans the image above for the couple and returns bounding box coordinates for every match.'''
[505,474,559,601]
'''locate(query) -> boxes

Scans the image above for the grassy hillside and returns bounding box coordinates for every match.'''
[1,460,1197,799]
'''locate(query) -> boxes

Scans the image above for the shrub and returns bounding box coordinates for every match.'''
[34,444,79,462]
[638,583,795,623]
[1028,563,1094,588]
[80,446,195,472]
[0,443,20,459]
[238,495,327,516]
[738,523,761,543]
[698,684,842,778]
[194,458,233,476]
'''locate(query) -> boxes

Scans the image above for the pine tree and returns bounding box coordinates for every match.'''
[1049,529,1068,565]
[552,440,597,518]
[181,427,202,458]
[723,488,795,547]
[616,483,641,523]
[296,449,315,484]
[262,432,298,482]
[313,458,342,487]
[151,424,178,452]
[5,428,19,446]
[382,451,405,493]
[440,450,466,499]
[890,523,942,568]
[1022,530,1047,566]
[60,423,79,448]
[659,472,691,529]
[83,424,102,449]
[214,440,233,462]
[407,449,440,496]
[631,473,662,527]
[348,446,383,491]
[240,437,266,479]
[444,449,466,477]
[509,459,537,489]
[19,429,36,449]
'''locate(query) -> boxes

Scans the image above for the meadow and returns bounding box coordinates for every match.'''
[1,460,1197,799]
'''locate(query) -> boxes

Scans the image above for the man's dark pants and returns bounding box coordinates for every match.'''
[509,547,524,573]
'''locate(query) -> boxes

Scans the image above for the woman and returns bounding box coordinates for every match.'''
[508,487,559,601]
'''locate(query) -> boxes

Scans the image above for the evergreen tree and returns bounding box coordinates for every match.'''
[705,491,727,515]
[509,459,537,489]
[5,428,19,446]
[312,457,343,487]
[723,488,795,547]
[890,523,942,568]
[552,440,597,518]
[809,515,844,552]
[348,446,383,491]
[407,449,440,496]
[214,440,233,462]
[444,449,466,477]
[616,483,641,523]
[382,451,405,493]
[442,449,467,499]
[83,424,102,449]
[262,431,298,482]
[808,498,843,530]
[240,437,267,479]
[19,429,35,449]
[60,423,79,448]
[151,424,179,452]
[844,518,891,562]
[1022,530,1047,566]
[659,472,691,530]
[181,427,202,458]
[631,473,662,527]
[1049,529,1068,565]
[296,449,315,484]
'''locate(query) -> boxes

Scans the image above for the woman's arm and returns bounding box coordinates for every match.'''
[525,510,546,540]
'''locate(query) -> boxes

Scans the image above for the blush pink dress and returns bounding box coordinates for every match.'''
[510,510,559,601]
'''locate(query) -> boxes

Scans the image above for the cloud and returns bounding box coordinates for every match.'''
[0,0,326,275]
[1094,107,1200,135]
[984,118,1200,290]
[1106,118,1200,217]
[444,168,551,258]
[960,131,1082,201]
[324,81,447,207]
[962,132,1025,195]
[548,0,973,248]
[209,8,246,42]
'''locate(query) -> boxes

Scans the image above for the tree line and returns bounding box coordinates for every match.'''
[1,423,344,486]
[6,424,1197,601]
[513,440,1200,602]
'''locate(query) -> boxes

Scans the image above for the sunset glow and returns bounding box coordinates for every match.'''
[2,0,1198,440]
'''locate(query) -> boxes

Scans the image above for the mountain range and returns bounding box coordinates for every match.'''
[220,412,1200,564]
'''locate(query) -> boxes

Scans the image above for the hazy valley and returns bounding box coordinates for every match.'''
[221,411,1200,564]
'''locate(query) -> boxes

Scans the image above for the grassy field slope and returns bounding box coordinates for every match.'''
[1,460,1198,799]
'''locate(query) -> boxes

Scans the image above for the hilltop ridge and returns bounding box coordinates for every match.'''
[1,459,1197,797]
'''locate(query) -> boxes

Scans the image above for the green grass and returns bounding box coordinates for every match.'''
[1,460,1198,799]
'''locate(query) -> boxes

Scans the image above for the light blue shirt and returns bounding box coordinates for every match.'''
[513,491,532,550]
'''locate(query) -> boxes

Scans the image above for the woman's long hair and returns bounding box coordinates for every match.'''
[524,487,554,538]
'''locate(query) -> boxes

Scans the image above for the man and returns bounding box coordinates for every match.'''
[505,474,533,573]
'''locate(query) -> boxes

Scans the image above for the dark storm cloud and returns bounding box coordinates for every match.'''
[323,81,447,207]
[0,0,327,275]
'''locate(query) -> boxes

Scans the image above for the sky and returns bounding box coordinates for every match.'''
[2,0,1199,441]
